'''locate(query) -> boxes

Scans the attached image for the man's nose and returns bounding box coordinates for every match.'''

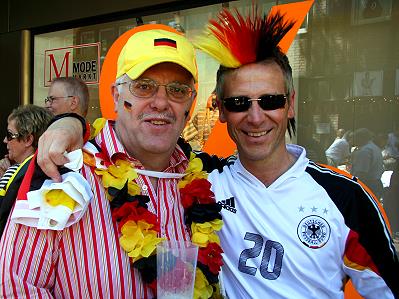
[149,86,170,110]
[247,101,266,125]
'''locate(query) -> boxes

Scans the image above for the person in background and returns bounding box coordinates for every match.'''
[45,76,89,117]
[351,127,384,199]
[0,105,53,236]
[374,132,388,150]
[373,132,396,170]
[325,129,352,167]
[385,127,399,161]
[195,7,398,298]
[0,77,89,181]
[182,91,219,150]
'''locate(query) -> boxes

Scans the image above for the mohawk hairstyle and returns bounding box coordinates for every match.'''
[195,7,297,137]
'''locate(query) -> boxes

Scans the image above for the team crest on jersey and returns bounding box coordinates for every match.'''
[297,215,331,249]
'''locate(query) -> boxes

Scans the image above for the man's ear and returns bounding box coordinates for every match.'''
[288,90,296,119]
[70,96,79,112]
[111,84,119,112]
[217,98,227,123]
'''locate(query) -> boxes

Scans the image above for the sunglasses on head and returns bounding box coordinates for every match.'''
[222,94,287,112]
[6,130,20,141]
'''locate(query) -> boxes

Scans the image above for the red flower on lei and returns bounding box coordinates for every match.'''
[198,242,224,275]
[113,201,159,231]
[180,178,215,209]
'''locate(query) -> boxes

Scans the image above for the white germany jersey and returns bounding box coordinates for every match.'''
[208,144,398,299]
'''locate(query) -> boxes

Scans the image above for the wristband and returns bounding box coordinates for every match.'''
[48,113,87,139]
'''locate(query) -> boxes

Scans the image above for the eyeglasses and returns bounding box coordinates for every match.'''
[117,79,196,102]
[44,95,74,105]
[222,94,287,112]
[6,130,20,141]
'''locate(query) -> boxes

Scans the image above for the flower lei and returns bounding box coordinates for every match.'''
[84,146,224,299]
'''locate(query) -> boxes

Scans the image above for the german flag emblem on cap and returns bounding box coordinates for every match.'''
[154,38,177,48]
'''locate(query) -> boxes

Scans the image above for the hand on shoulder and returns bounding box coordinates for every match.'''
[37,117,84,182]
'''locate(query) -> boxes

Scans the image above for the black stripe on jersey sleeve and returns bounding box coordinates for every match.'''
[306,162,399,297]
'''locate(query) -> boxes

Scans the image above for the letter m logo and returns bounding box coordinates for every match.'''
[44,48,72,87]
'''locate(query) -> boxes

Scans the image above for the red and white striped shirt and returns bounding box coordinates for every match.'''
[0,120,190,298]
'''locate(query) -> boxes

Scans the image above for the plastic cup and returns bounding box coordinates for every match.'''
[157,240,198,299]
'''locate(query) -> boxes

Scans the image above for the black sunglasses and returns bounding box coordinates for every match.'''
[6,130,20,141]
[222,94,287,112]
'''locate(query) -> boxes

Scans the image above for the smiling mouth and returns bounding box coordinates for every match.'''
[151,120,166,125]
[245,129,272,137]
[141,112,175,126]
[147,119,171,125]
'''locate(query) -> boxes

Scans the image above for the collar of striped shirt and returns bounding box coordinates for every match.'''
[93,120,189,173]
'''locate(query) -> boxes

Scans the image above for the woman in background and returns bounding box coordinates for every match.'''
[0,105,53,236]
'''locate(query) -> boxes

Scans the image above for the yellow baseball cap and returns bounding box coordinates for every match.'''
[116,24,198,82]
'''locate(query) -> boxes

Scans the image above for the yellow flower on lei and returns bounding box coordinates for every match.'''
[45,189,77,210]
[179,152,208,188]
[191,219,223,247]
[95,160,138,190]
[194,268,213,299]
[119,220,165,263]
[128,180,141,196]
[90,117,106,139]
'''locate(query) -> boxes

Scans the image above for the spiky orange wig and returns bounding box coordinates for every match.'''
[194,6,297,137]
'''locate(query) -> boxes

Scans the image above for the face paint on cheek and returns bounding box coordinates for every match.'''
[123,100,133,112]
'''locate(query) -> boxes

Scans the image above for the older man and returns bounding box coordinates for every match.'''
[0,77,89,179]
[45,76,89,117]
[0,25,222,299]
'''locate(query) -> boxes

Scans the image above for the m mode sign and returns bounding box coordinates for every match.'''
[44,43,100,86]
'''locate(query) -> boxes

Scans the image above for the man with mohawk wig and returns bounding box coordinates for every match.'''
[196,7,399,299]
